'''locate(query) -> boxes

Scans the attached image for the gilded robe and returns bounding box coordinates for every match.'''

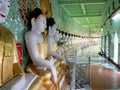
[0,24,24,86]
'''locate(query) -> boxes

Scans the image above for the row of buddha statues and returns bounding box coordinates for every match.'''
[52,27,100,54]
[25,8,68,89]
[0,0,100,90]
[0,0,68,90]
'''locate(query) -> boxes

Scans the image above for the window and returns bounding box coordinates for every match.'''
[112,1,115,10]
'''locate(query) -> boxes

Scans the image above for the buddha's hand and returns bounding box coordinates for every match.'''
[47,56,53,60]
[49,57,56,64]
[48,59,57,83]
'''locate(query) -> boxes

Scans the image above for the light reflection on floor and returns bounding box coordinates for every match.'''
[90,65,120,90]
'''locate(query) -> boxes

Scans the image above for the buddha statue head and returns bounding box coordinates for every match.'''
[29,8,46,33]
[0,0,10,23]
[47,17,57,37]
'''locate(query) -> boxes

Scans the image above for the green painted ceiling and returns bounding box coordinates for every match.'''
[58,0,107,33]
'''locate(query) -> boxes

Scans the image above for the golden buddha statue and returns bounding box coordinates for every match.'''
[25,8,68,90]
[0,0,24,86]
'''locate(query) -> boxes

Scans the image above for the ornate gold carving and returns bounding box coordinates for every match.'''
[17,0,38,29]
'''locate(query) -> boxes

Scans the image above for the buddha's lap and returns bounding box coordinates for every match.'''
[26,61,66,80]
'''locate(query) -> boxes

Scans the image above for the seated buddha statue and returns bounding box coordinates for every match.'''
[47,17,69,89]
[25,8,58,84]
[47,17,65,62]
[0,1,43,90]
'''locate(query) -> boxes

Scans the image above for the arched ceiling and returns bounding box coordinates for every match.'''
[58,0,107,33]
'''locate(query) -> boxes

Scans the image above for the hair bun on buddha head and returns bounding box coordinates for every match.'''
[30,8,42,19]
[29,8,43,29]
[47,17,55,27]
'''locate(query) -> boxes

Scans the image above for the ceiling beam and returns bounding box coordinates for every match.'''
[80,4,90,24]
[71,14,102,17]
[81,4,86,15]
[59,1,106,5]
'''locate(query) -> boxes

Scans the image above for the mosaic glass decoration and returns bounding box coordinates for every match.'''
[2,0,40,70]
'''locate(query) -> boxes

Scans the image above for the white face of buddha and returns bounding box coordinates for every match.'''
[0,0,10,23]
[49,24,57,36]
[35,15,46,33]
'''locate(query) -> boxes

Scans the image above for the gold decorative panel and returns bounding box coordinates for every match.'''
[40,0,52,18]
